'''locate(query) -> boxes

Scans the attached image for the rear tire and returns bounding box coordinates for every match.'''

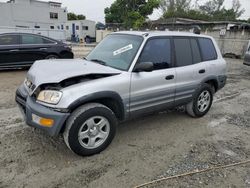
[186,84,213,118]
[45,54,59,59]
[63,103,117,156]
[85,36,91,43]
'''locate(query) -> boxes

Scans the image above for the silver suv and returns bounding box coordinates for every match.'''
[16,31,227,156]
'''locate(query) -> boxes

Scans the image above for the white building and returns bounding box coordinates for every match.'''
[0,0,67,30]
[65,20,96,41]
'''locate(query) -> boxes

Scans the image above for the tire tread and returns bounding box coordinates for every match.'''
[186,83,213,118]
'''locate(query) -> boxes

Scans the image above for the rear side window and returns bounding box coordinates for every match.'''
[139,38,171,70]
[0,35,19,45]
[190,38,202,63]
[43,38,54,44]
[198,38,217,61]
[21,35,52,44]
[174,38,193,67]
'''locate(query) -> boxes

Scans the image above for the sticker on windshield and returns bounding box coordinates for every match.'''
[113,44,133,56]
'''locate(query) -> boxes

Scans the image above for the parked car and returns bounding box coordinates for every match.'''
[0,33,73,68]
[16,31,227,156]
[85,35,96,43]
[243,41,250,66]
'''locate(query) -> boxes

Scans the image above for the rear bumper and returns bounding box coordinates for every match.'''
[16,84,70,136]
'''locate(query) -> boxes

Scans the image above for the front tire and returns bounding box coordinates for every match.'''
[186,84,213,118]
[63,103,117,156]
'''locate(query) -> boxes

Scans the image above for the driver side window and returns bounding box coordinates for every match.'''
[138,38,171,70]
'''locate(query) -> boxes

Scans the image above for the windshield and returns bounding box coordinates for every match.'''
[86,34,143,71]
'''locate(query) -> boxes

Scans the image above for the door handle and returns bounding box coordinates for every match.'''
[199,69,206,74]
[9,49,19,52]
[165,75,174,80]
[39,48,47,50]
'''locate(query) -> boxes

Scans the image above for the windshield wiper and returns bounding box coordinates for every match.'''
[90,59,107,66]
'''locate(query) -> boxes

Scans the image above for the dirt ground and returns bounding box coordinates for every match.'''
[0,58,249,188]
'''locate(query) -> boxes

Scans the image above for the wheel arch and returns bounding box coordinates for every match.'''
[201,76,219,93]
[67,91,126,121]
[59,50,73,58]
[45,53,60,58]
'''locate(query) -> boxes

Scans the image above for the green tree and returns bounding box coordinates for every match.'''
[68,12,77,20]
[231,0,245,18]
[77,14,86,20]
[160,0,191,14]
[104,0,160,29]
[198,0,244,20]
[68,12,86,20]
[199,0,224,16]
[161,0,245,21]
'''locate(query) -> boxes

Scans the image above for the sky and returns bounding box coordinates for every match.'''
[0,0,249,23]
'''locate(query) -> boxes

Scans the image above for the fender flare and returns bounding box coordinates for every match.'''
[200,76,219,91]
[67,91,125,120]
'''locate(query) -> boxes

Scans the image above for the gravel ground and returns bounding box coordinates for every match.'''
[0,58,250,188]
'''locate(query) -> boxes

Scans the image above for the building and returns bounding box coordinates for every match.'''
[148,17,250,32]
[149,17,250,57]
[0,0,67,30]
[65,20,96,42]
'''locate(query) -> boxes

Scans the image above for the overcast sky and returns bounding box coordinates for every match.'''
[0,0,249,23]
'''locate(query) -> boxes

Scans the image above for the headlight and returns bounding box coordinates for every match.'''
[37,90,62,104]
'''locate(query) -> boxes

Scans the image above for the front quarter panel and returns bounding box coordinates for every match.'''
[54,72,131,111]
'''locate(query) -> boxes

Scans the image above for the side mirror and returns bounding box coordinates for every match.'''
[134,62,154,72]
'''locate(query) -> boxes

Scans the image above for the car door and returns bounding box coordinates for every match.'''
[174,37,209,106]
[130,37,176,117]
[0,34,21,67]
[19,34,55,64]
[197,37,220,80]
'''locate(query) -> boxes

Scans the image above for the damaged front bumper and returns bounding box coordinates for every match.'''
[15,84,70,136]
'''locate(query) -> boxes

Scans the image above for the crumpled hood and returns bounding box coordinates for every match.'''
[27,59,122,87]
